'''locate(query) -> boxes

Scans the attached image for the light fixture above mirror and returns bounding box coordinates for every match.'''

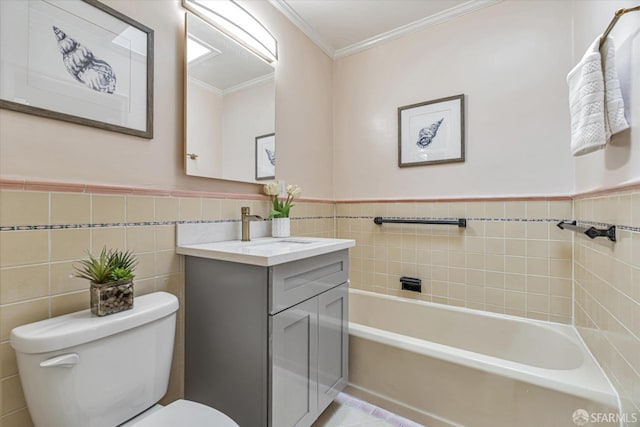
[184,12,275,183]
[182,0,278,63]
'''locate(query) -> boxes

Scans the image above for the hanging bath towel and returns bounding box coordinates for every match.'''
[601,36,630,135]
[567,37,607,156]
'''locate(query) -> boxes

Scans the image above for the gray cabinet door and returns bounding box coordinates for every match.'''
[317,283,349,413]
[270,250,348,314]
[271,298,318,427]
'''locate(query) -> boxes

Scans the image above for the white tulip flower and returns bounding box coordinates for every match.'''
[263,182,280,196]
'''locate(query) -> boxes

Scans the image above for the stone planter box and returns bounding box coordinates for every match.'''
[90,279,134,316]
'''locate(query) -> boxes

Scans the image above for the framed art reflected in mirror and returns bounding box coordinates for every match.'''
[255,133,275,180]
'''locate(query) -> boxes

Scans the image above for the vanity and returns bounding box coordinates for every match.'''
[177,234,355,427]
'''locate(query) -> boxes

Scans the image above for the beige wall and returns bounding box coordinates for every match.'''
[222,79,275,182]
[571,0,640,193]
[0,0,335,198]
[186,78,223,178]
[332,0,575,200]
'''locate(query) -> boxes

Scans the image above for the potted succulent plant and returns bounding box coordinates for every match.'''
[74,247,138,316]
[263,183,302,238]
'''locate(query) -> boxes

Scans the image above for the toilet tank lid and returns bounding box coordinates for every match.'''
[10,292,179,354]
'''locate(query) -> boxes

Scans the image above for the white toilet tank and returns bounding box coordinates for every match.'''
[10,292,179,427]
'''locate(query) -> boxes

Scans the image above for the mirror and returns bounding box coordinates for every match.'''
[185,12,275,183]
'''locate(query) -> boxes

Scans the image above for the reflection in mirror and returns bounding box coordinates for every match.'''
[185,12,275,183]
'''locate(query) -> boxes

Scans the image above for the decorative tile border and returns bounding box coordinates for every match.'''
[578,220,640,234]
[0,216,335,232]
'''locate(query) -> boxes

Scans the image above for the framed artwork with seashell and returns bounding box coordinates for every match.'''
[0,0,154,139]
[398,94,465,167]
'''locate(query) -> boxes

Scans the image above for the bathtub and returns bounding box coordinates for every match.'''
[347,289,619,427]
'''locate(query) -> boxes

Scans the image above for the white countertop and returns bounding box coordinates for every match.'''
[176,237,355,266]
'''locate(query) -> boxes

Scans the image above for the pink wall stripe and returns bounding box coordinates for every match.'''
[2,177,636,202]
[335,195,573,203]
[573,180,640,200]
[0,177,332,203]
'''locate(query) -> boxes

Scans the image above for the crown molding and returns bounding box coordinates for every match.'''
[269,0,502,60]
[188,73,274,96]
[268,0,335,58]
[222,72,274,95]
[334,0,503,59]
[188,75,223,95]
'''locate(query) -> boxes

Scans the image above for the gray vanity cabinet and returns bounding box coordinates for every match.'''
[271,298,318,427]
[271,283,349,427]
[317,284,349,410]
[184,249,349,427]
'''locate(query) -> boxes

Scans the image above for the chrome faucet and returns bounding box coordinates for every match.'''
[241,207,263,241]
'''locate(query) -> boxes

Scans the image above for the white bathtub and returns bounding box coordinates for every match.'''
[347,289,619,427]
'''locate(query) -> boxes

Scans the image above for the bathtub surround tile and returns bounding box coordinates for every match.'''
[338,199,579,323]
[574,189,640,418]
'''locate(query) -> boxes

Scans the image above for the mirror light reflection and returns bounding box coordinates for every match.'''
[185,12,275,183]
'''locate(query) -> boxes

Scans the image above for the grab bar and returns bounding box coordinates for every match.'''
[556,221,616,242]
[373,217,466,228]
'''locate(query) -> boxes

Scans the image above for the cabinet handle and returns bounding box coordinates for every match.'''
[186,153,199,160]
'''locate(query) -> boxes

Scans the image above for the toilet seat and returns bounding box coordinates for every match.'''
[130,399,239,427]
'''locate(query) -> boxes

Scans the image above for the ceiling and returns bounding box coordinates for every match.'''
[187,13,274,92]
[269,0,501,59]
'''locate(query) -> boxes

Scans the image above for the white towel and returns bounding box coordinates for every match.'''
[601,36,630,135]
[567,37,607,156]
[567,36,630,156]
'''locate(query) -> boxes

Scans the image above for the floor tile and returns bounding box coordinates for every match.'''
[313,393,424,427]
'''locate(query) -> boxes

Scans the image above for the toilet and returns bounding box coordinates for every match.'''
[10,292,238,427]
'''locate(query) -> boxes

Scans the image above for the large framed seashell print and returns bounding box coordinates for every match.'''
[0,0,154,138]
[398,94,465,167]
[255,133,275,180]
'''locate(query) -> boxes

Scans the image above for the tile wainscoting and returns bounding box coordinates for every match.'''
[336,199,575,323]
[1,178,638,426]
[0,183,335,427]
[574,188,640,418]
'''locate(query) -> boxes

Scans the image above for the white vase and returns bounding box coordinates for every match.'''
[272,217,290,238]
